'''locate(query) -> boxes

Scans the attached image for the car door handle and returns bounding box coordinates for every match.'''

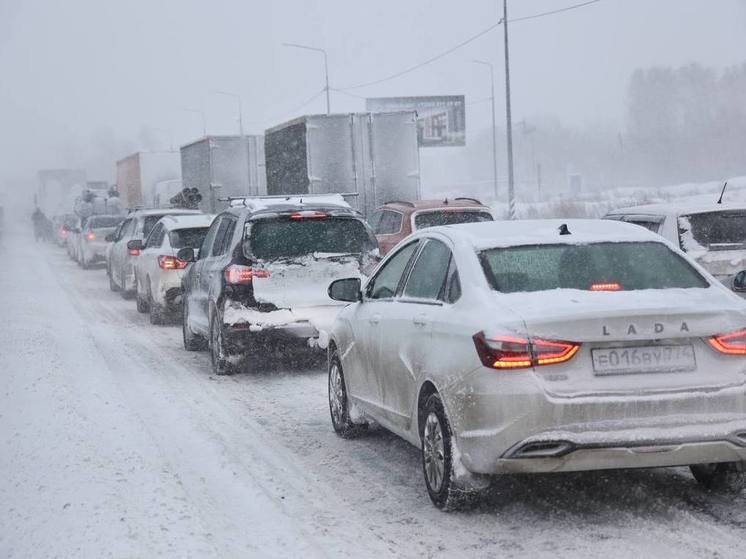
[369,314,381,325]
[413,313,428,327]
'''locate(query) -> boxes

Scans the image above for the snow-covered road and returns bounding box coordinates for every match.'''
[2,224,746,558]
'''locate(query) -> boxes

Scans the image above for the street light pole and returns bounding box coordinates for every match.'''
[213,90,244,136]
[283,42,331,114]
[472,60,498,201]
[180,107,207,136]
[503,0,516,219]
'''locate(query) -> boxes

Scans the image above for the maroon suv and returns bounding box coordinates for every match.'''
[370,198,494,255]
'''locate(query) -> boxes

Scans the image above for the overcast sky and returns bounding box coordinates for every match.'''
[1,0,745,185]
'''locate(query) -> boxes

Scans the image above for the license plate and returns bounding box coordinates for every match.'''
[591,344,696,375]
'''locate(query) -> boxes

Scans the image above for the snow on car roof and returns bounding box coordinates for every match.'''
[229,194,353,213]
[606,201,746,217]
[430,219,663,249]
[129,208,202,216]
[158,214,215,229]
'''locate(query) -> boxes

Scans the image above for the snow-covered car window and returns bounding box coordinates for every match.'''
[377,210,403,235]
[249,218,374,260]
[679,212,746,251]
[402,239,452,300]
[414,210,493,230]
[169,228,209,249]
[366,241,419,300]
[626,220,661,234]
[480,241,709,293]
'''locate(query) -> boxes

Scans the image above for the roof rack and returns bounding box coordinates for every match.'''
[454,197,482,204]
[384,200,415,207]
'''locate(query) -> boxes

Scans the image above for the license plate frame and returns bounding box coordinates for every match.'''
[591,344,697,376]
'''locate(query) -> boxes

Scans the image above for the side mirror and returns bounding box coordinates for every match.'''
[127,239,144,251]
[733,270,746,292]
[328,277,362,303]
[176,247,195,263]
[105,233,116,242]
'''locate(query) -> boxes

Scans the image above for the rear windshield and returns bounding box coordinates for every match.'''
[169,227,209,249]
[248,217,374,260]
[414,210,493,230]
[480,241,709,293]
[679,211,746,250]
[88,216,123,229]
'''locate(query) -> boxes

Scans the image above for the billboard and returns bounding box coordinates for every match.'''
[366,95,465,147]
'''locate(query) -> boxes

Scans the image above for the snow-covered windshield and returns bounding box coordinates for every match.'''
[679,212,746,250]
[480,241,709,293]
[248,217,375,259]
[414,210,493,229]
[169,227,209,249]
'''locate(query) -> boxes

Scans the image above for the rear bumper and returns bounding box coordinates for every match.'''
[222,301,344,347]
[448,367,746,475]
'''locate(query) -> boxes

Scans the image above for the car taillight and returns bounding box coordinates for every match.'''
[86,232,96,241]
[708,329,746,355]
[473,332,580,370]
[590,283,622,292]
[289,211,327,220]
[223,264,271,285]
[158,255,188,270]
[128,248,141,256]
[60,228,68,238]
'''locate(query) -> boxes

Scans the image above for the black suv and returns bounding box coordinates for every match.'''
[178,196,378,375]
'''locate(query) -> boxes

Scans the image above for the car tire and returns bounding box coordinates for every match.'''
[690,462,746,492]
[135,279,148,313]
[209,312,236,375]
[148,282,166,325]
[182,299,207,351]
[421,392,485,511]
[328,349,367,438]
[108,267,120,292]
[119,270,134,300]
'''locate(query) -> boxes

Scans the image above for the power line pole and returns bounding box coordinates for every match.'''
[283,43,331,115]
[503,0,516,219]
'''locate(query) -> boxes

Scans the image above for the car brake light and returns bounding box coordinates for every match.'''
[289,211,328,220]
[128,248,141,256]
[223,264,271,285]
[708,329,746,355]
[590,283,622,291]
[473,332,580,370]
[60,228,68,238]
[158,255,189,270]
[86,232,96,241]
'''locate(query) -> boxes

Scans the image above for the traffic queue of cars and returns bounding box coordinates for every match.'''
[57,196,746,510]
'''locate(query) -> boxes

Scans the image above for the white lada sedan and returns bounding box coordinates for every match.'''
[326,219,746,509]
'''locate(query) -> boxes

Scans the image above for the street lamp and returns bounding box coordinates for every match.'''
[212,90,244,136]
[502,0,516,219]
[283,42,331,114]
[179,107,207,136]
[472,60,498,202]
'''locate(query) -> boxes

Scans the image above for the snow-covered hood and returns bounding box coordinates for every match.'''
[252,253,364,309]
[493,287,746,342]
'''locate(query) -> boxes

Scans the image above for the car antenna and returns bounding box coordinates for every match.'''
[717,181,728,204]
[558,223,571,236]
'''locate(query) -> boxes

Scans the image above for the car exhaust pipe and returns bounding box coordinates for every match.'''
[506,440,575,459]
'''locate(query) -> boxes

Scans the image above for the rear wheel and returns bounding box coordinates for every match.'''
[328,350,367,438]
[210,312,235,375]
[148,283,166,325]
[108,266,120,292]
[421,393,486,511]
[135,278,148,313]
[119,270,134,300]
[690,462,746,492]
[182,299,207,351]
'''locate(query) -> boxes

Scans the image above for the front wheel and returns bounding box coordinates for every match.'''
[210,313,236,375]
[690,462,746,492]
[182,299,207,351]
[328,350,367,438]
[135,278,148,313]
[148,282,166,325]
